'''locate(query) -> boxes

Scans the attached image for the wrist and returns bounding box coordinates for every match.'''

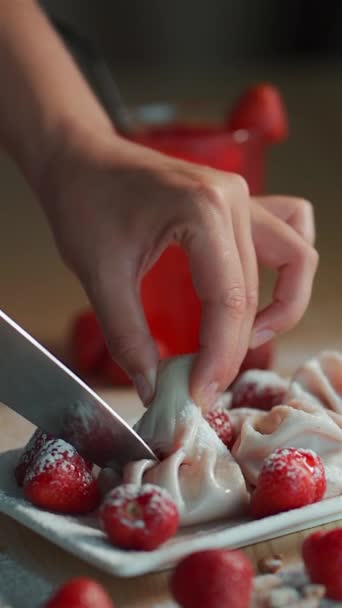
[36,115,121,208]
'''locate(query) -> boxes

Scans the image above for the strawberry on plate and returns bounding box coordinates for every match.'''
[302,528,342,601]
[231,369,288,410]
[23,438,101,514]
[170,548,254,608]
[227,82,289,143]
[15,428,52,486]
[205,407,234,448]
[99,483,179,550]
[45,577,114,608]
[250,447,326,518]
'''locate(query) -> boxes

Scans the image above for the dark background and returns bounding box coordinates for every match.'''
[41,0,342,70]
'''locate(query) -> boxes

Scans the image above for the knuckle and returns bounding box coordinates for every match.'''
[283,301,304,329]
[228,173,249,197]
[308,246,319,271]
[192,173,249,219]
[221,286,246,318]
[194,180,226,213]
[296,241,319,270]
[245,286,259,311]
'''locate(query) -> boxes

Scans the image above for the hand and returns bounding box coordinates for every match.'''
[39,125,318,409]
[249,194,317,348]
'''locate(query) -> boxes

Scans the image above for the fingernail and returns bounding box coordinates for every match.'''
[197,382,220,412]
[250,329,275,350]
[134,369,157,406]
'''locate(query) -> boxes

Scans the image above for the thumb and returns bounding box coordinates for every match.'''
[86,266,159,405]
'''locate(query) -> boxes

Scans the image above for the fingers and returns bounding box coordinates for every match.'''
[250,203,319,349]
[183,179,258,411]
[231,201,259,369]
[85,257,159,405]
[253,195,315,245]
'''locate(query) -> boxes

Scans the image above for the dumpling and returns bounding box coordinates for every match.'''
[286,351,342,413]
[232,399,342,490]
[119,356,249,526]
[228,408,267,438]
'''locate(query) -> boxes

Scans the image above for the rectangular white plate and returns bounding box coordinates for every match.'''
[1,391,342,577]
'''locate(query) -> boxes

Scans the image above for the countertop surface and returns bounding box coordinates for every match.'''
[1,60,342,606]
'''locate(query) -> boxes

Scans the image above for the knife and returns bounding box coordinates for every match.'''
[0,310,157,470]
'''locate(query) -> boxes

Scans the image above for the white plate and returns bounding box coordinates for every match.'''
[1,391,342,578]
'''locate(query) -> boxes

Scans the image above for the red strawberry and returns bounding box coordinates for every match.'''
[99,483,179,550]
[170,549,254,608]
[15,428,52,486]
[71,310,105,375]
[231,370,288,410]
[205,407,234,448]
[227,83,289,143]
[45,577,114,608]
[250,447,326,519]
[24,438,101,514]
[302,528,342,600]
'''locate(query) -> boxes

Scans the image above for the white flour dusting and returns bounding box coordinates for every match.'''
[235,370,288,391]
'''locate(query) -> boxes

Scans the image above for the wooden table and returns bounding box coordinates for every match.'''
[1,60,342,605]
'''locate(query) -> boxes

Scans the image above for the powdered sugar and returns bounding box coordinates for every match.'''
[101,483,177,533]
[235,370,288,392]
[263,448,317,479]
[24,438,76,483]
[16,429,49,467]
[232,370,288,410]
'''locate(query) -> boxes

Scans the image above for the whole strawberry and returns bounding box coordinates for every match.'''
[170,549,254,608]
[231,370,288,410]
[99,483,179,550]
[205,407,234,448]
[251,447,326,518]
[45,577,114,608]
[15,428,53,486]
[227,82,289,143]
[303,528,342,600]
[24,438,100,514]
[70,310,105,375]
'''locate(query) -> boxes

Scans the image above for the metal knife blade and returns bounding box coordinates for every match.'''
[0,310,157,469]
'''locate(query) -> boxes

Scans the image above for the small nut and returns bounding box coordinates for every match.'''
[258,555,283,574]
[302,584,326,599]
[266,586,300,607]
[254,574,282,593]
[290,599,320,608]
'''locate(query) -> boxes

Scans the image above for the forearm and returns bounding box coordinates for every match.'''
[0,0,113,190]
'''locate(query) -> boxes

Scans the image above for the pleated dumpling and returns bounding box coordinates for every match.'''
[286,350,342,413]
[232,398,342,495]
[122,356,249,526]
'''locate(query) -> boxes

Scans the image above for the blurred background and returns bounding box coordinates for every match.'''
[1,0,342,373]
[41,1,342,70]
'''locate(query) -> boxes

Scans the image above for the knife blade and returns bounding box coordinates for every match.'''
[0,310,157,470]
